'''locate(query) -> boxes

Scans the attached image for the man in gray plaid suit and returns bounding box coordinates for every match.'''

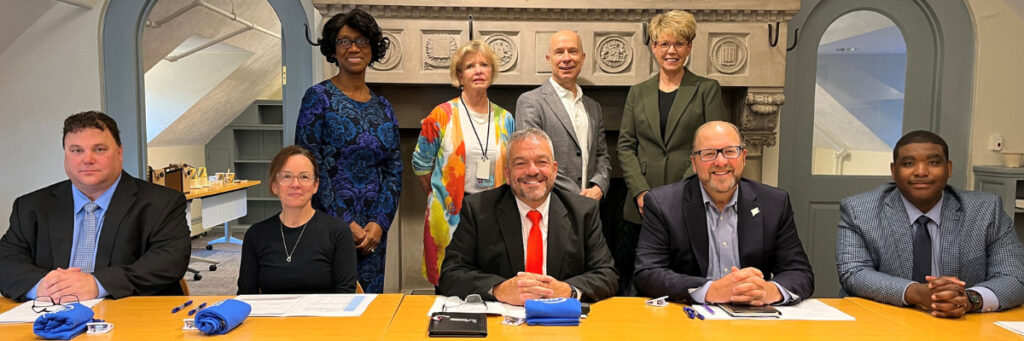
[837,130,1024,318]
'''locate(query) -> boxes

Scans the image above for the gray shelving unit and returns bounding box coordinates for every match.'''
[205,100,283,226]
[973,165,1024,243]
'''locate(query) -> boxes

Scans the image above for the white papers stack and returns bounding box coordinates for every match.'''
[1015,198,1023,209]
[235,294,376,317]
[701,299,855,321]
[995,321,1024,336]
[427,296,525,319]
[0,298,104,323]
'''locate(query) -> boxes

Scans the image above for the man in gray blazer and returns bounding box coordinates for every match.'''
[837,130,1024,318]
[515,30,610,201]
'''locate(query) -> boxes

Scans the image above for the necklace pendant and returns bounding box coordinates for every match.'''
[286,256,292,263]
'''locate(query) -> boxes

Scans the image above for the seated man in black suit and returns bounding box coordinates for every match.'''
[634,121,813,305]
[0,111,191,301]
[440,128,618,305]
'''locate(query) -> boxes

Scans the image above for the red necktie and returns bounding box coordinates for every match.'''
[526,210,543,274]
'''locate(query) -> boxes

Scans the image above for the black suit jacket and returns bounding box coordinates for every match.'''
[439,185,618,302]
[0,172,191,301]
[634,176,813,303]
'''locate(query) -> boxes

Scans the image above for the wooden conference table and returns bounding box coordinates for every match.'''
[1,295,1021,340]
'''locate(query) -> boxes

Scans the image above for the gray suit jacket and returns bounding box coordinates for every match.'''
[516,81,611,194]
[616,70,728,224]
[837,183,1024,310]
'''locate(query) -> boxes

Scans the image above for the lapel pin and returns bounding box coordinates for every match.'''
[751,207,760,217]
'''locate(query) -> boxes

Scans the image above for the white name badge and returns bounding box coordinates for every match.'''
[475,159,493,187]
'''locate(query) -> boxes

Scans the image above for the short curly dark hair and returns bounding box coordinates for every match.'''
[319,8,389,66]
[62,111,121,147]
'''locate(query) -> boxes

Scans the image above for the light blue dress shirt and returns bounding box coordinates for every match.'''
[689,185,797,304]
[26,175,121,299]
[899,194,999,312]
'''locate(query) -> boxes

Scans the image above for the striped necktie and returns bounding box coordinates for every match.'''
[71,202,100,273]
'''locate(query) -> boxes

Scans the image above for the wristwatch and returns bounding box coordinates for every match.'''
[569,286,579,299]
[966,289,983,313]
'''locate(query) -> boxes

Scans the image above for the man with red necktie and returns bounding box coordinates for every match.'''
[439,128,618,305]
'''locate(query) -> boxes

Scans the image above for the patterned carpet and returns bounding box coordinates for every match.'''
[185,229,243,296]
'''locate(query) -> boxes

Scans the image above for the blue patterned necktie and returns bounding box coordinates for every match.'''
[911,215,932,283]
[71,202,100,273]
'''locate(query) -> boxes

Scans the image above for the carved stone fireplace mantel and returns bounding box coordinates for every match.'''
[314,0,795,177]
[312,0,799,293]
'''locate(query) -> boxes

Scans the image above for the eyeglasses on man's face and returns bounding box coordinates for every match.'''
[276,172,316,186]
[692,146,744,162]
[32,295,80,313]
[654,40,689,51]
[335,37,370,49]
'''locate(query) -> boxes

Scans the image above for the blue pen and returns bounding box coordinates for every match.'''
[171,300,193,314]
[683,306,705,320]
[187,302,208,316]
[701,303,715,315]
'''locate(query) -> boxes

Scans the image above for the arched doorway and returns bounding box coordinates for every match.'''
[778,0,974,297]
[100,0,314,175]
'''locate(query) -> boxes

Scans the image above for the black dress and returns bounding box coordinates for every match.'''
[237,210,358,294]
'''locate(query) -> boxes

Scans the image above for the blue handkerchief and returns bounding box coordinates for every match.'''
[525,298,581,326]
[33,303,94,340]
[194,299,251,335]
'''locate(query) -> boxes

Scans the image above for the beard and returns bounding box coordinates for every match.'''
[700,167,739,194]
[511,175,553,203]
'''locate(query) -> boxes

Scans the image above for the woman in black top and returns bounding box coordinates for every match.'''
[237,146,358,294]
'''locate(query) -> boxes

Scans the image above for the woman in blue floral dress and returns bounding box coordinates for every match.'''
[296,9,401,293]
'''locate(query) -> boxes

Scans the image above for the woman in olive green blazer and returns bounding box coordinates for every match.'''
[614,10,727,293]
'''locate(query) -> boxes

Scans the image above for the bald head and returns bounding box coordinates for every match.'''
[550,30,583,49]
[547,30,585,90]
[693,121,742,148]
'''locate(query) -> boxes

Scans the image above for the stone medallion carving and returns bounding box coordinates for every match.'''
[596,35,632,74]
[423,33,459,70]
[371,31,402,71]
[710,36,748,74]
[485,34,517,72]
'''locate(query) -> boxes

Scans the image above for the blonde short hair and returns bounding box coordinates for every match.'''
[449,40,499,88]
[648,10,697,44]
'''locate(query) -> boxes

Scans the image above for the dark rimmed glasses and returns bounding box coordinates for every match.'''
[32,295,80,313]
[692,146,744,162]
[335,37,370,49]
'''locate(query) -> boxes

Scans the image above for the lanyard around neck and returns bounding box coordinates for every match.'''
[460,96,492,159]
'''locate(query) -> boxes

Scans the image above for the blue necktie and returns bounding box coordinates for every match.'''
[71,202,100,273]
[911,215,932,283]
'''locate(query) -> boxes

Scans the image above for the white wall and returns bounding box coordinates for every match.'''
[145,44,253,143]
[0,2,107,235]
[966,0,1024,188]
[147,145,206,170]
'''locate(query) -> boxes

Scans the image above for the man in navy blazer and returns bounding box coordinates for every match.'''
[837,130,1024,318]
[0,111,190,301]
[634,121,813,305]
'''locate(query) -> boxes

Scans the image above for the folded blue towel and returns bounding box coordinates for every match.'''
[33,303,94,340]
[194,299,251,335]
[525,298,581,326]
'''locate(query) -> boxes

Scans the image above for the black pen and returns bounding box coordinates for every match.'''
[187,302,208,316]
[171,300,193,314]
